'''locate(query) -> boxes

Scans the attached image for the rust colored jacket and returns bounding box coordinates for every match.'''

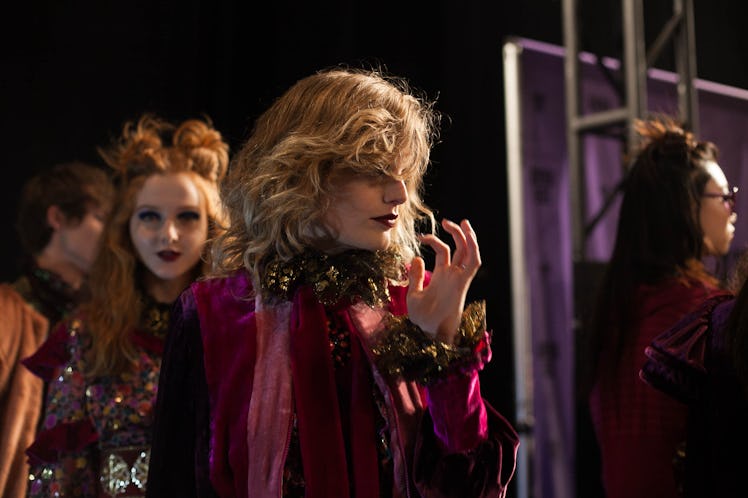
[0,284,48,498]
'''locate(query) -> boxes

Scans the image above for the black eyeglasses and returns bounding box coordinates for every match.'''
[702,185,738,207]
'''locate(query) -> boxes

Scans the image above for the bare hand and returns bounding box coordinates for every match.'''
[406,218,481,345]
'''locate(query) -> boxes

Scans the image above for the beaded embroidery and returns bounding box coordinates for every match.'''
[27,295,166,497]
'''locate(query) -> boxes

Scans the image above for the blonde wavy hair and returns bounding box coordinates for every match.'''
[212,67,440,280]
[84,114,229,377]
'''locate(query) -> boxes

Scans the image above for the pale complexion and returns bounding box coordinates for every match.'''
[129,173,208,303]
[324,168,480,346]
[700,160,737,256]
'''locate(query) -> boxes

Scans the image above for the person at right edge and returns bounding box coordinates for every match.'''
[641,155,747,495]
[146,66,519,497]
[580,116,736,498]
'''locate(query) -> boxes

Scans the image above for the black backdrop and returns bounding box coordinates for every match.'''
[3,0,748,449]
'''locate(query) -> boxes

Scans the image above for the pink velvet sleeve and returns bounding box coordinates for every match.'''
[426,370,488,453]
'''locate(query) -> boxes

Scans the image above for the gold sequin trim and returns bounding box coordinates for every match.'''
[372,300,488,385]
[261,249,405,307]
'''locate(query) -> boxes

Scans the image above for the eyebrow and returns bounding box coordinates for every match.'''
[134,204,202,210]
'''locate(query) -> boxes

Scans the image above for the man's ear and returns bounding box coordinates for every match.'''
[46,205,66,231]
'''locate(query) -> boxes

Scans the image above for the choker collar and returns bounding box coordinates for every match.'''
[260,249,406,308]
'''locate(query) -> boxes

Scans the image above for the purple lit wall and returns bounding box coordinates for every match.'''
[504,37,748,498]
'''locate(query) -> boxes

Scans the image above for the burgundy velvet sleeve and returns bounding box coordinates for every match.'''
[413,392,519,498]
[640,294,734,404]
[21,321,71,381]
[26,419,98,466]
[426,370,488,453]
[414,361,518,497]
[146,289,217,498]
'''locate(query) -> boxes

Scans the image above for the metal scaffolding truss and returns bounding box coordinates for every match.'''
[562,0,699,262]
[552,2,700,498]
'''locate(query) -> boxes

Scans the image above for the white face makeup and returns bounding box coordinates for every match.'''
[323,171,408,252]
[700,160,737,256]
[129,173,209,287]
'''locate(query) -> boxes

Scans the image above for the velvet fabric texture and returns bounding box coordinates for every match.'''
[642,295,748,497]
[289,286,379,497]
[146,271,519,498]
[641,293,734,403]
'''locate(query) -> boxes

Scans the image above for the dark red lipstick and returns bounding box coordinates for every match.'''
[157,250,180,262]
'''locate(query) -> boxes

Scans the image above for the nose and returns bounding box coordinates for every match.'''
[384,179,408,205]
[160,220,179,244]
[730,211,738,224]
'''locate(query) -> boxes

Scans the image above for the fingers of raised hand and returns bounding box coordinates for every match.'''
[408,256,426,293]
[441,218,480,274]
[418,232,451,267]
[418,218,481,276]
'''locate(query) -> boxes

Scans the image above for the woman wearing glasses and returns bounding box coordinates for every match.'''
[579,116,737,498]
[641,153,748,494]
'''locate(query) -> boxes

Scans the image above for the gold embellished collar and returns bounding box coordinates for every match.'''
[260,249,406,308]
[138,293,171,340]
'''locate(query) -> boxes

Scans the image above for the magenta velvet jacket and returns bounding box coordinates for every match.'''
[146,271,518,498]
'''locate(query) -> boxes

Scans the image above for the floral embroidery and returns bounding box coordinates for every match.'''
[27,298,166,497]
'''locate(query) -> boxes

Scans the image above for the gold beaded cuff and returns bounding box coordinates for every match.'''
[371,300,490,385]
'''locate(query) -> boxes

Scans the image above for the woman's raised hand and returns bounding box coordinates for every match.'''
[406,218,480,345]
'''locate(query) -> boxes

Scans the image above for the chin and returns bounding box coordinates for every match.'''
[369,242,391,252]
[150,268,188,282]
[342,238,390,252]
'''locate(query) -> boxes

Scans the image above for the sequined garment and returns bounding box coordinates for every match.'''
[26,297,169,498]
